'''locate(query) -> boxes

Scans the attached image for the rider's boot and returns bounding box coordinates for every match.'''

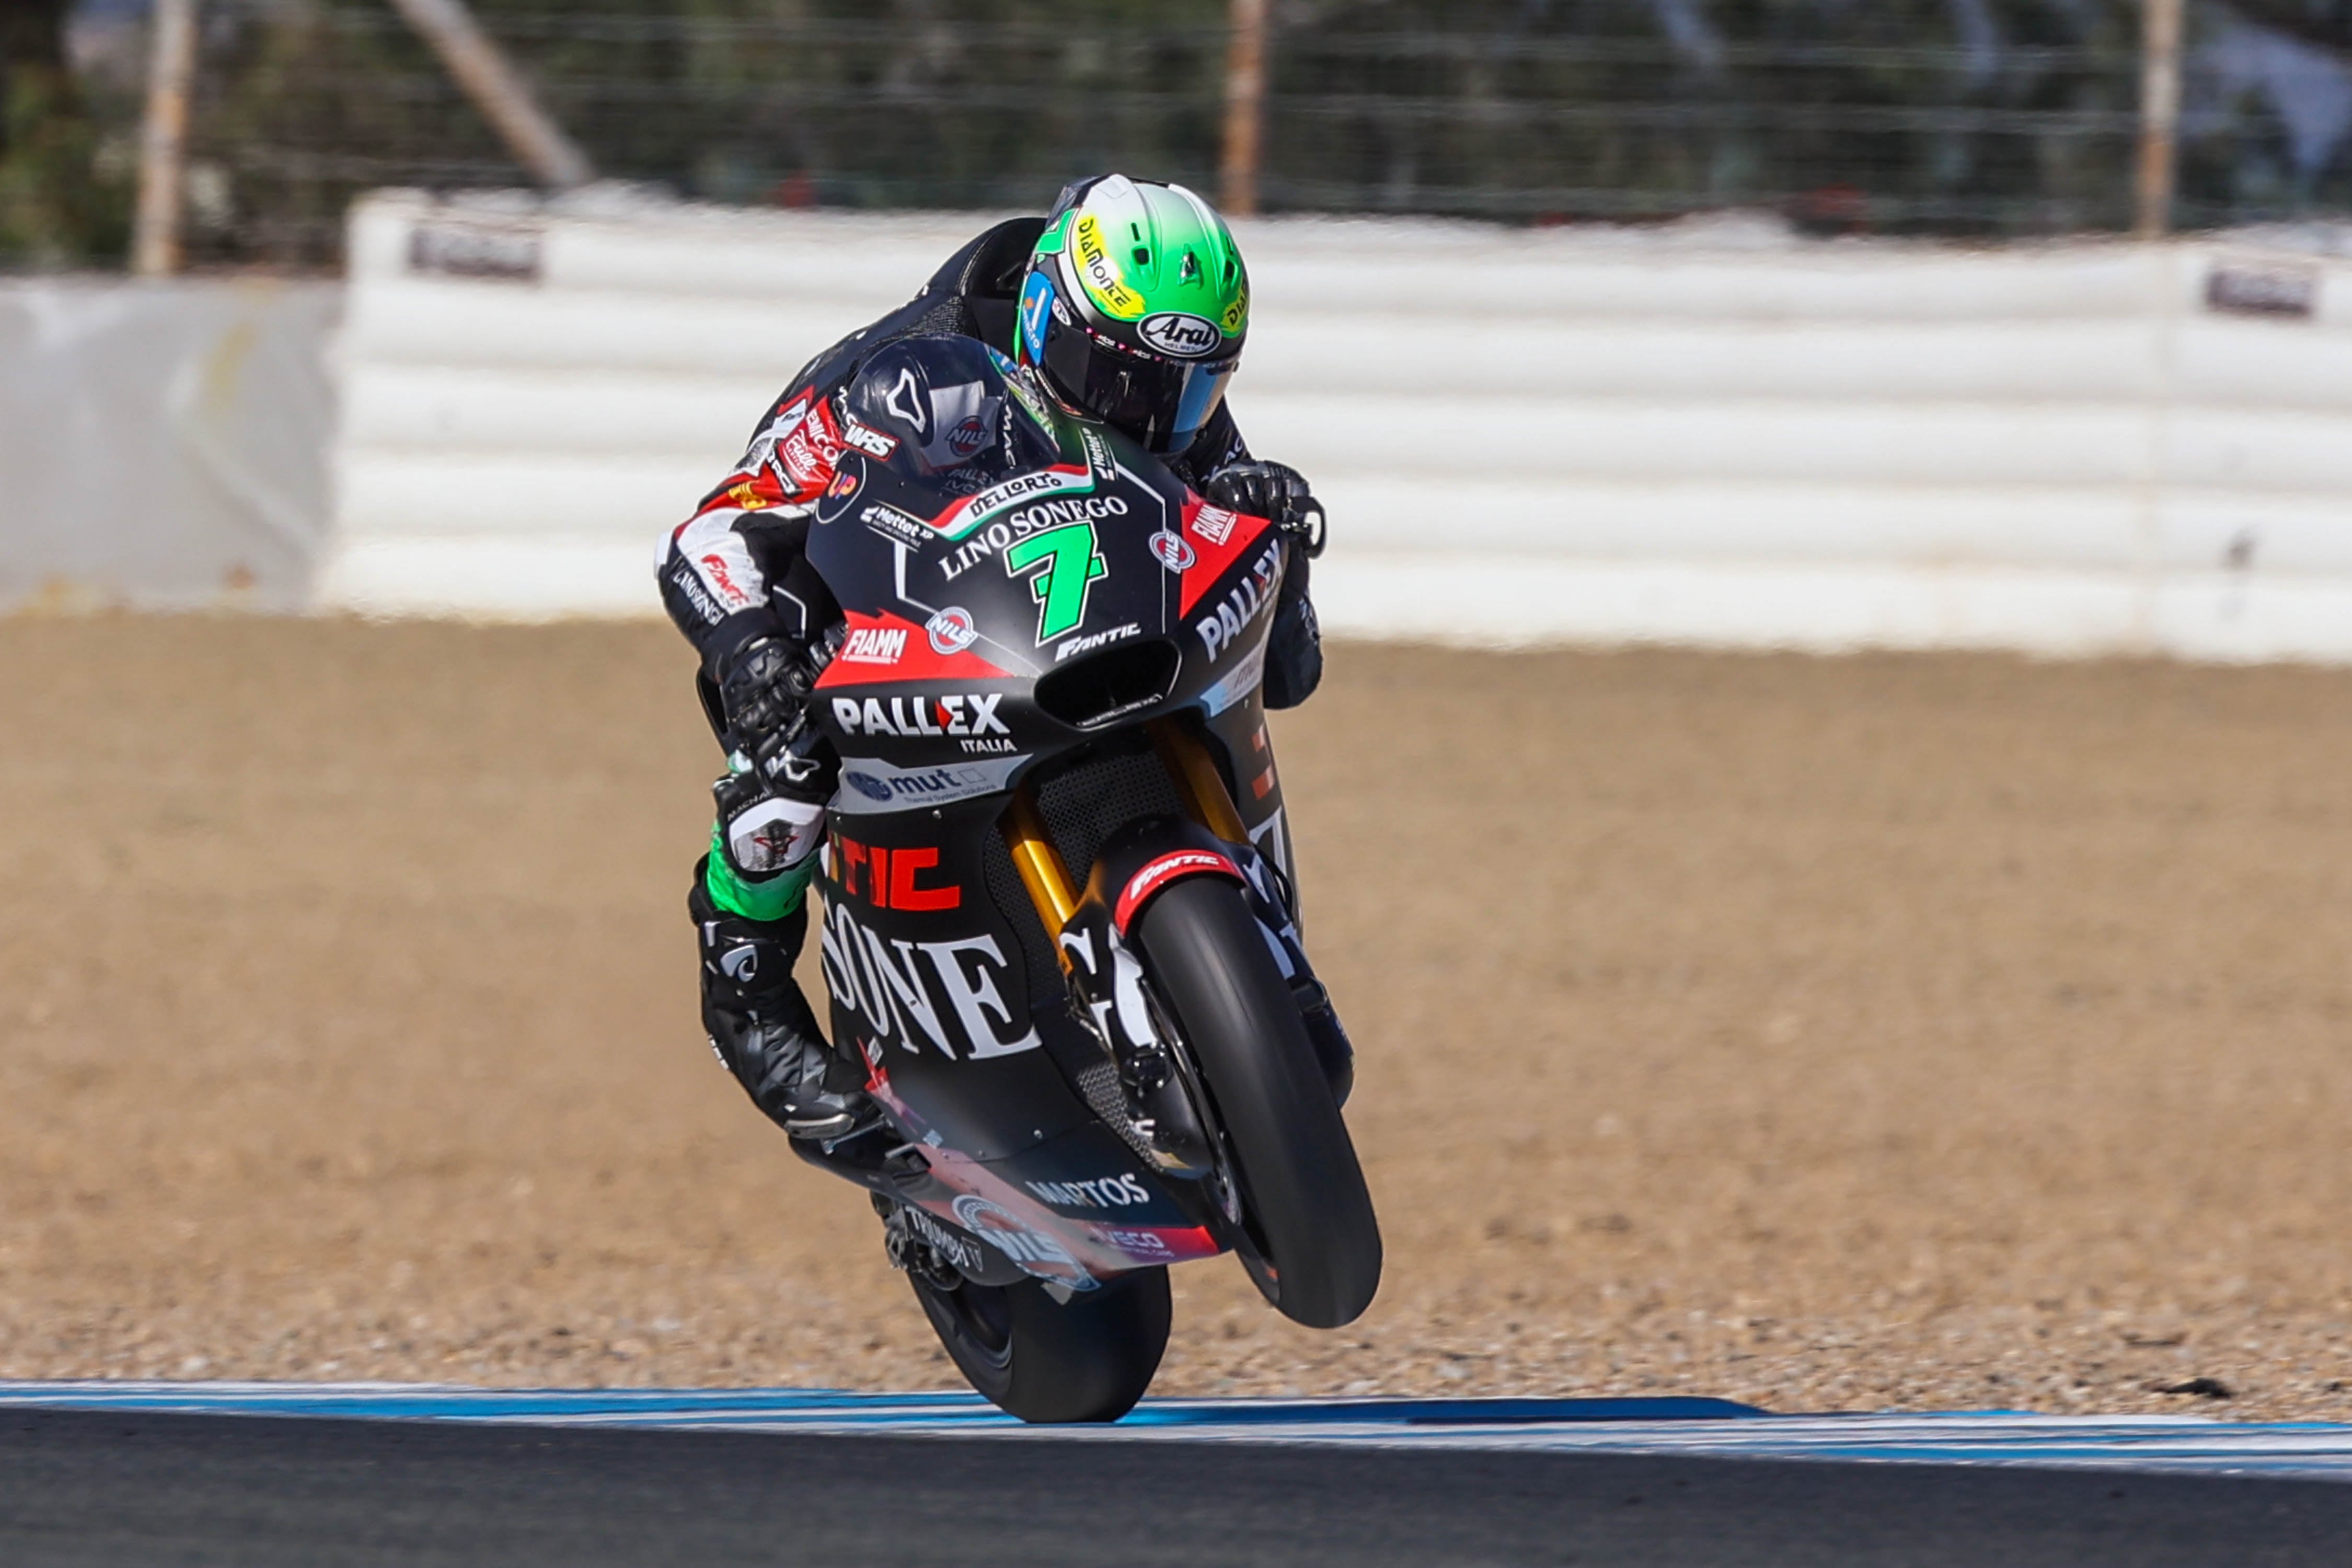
[689,866,876,1141]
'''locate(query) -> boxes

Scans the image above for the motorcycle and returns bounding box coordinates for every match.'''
[769,369,1380,1423]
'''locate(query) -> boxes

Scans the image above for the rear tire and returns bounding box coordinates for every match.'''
[1134,877,1382,1328]
[907,1265,1171,1424]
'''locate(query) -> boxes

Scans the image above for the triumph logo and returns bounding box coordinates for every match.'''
[1137,312,1222,359]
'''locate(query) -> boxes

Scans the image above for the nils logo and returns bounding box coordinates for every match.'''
[946,416,989,458]
[1148,530,1195,572]
[925,607,979,655]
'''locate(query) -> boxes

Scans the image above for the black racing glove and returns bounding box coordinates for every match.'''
[1206,460,1326,559]
[717,634,838,797]
[717,636,813,741]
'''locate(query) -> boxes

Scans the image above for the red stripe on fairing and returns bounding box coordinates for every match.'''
[1176,496,1274,617]
[813,609,1014,687]
[1092,1224,1222,1265]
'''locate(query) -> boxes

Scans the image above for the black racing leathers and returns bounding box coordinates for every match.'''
[656,217,1320,725]
[659,220,1323,1140]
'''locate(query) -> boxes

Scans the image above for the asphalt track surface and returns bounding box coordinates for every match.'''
[6,1402,2352,1566]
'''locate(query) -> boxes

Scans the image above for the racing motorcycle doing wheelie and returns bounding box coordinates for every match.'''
[768,354,1380,1424]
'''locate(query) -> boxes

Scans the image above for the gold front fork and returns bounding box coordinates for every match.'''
[1000,789,1079,972]
[996,720,1250,963]
[1147,718,1249,842]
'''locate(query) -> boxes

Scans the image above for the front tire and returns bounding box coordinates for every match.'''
[907,1266,1171,1424]
[1134,876,1382,1328]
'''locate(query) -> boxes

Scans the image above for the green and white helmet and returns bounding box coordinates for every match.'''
[1017,174,1249,456]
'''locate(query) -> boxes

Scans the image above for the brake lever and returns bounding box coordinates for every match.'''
[1282,497,1327,560]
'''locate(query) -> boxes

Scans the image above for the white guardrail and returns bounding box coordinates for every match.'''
[0,277,339,612]
[318,191,2352,659]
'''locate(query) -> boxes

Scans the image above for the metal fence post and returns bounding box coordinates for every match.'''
[385,0,594,190]
[1220,0,1268,216]
[132,0,199,277]
[2134,0,2185,238]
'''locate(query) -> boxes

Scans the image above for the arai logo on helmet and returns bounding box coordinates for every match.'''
[1138,312,1224,359]
[925,606,979,655]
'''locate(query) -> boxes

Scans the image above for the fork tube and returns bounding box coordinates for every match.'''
[1148,718,1250,843]
[1000,787,1079,965]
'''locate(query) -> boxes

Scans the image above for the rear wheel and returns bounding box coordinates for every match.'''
[907,1265,1171,1424]
[1134,876,1382,1328]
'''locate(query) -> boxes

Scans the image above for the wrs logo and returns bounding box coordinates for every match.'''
[840,626,908,664]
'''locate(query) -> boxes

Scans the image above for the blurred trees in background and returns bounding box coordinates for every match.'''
[6,0,2352,270]
[1,0,130,265]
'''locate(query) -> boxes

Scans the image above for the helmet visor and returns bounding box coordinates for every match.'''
[1039,309,1235,455]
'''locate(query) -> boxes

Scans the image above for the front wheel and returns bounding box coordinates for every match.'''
[1134,876,1382,1328]
[907,1265,1171,1424]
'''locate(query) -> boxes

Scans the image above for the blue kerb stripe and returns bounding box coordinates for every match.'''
[4,1384,2350,1481]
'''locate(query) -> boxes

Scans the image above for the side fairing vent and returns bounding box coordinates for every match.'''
[1033,638,1182,731]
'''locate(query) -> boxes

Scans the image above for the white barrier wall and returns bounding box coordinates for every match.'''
[326,191,2352,660]
[0,279,338,611]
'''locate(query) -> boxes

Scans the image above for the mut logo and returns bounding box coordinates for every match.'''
[831,693,1010,739]
[840,626,909,664]
[1193,540,1283,662]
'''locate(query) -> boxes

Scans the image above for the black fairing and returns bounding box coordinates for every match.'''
[794,365,1308,1292]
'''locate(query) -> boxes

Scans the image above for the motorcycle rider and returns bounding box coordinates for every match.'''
[658,173,1325,1140]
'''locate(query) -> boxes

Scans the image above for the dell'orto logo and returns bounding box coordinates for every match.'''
[1138,312,1222,359]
